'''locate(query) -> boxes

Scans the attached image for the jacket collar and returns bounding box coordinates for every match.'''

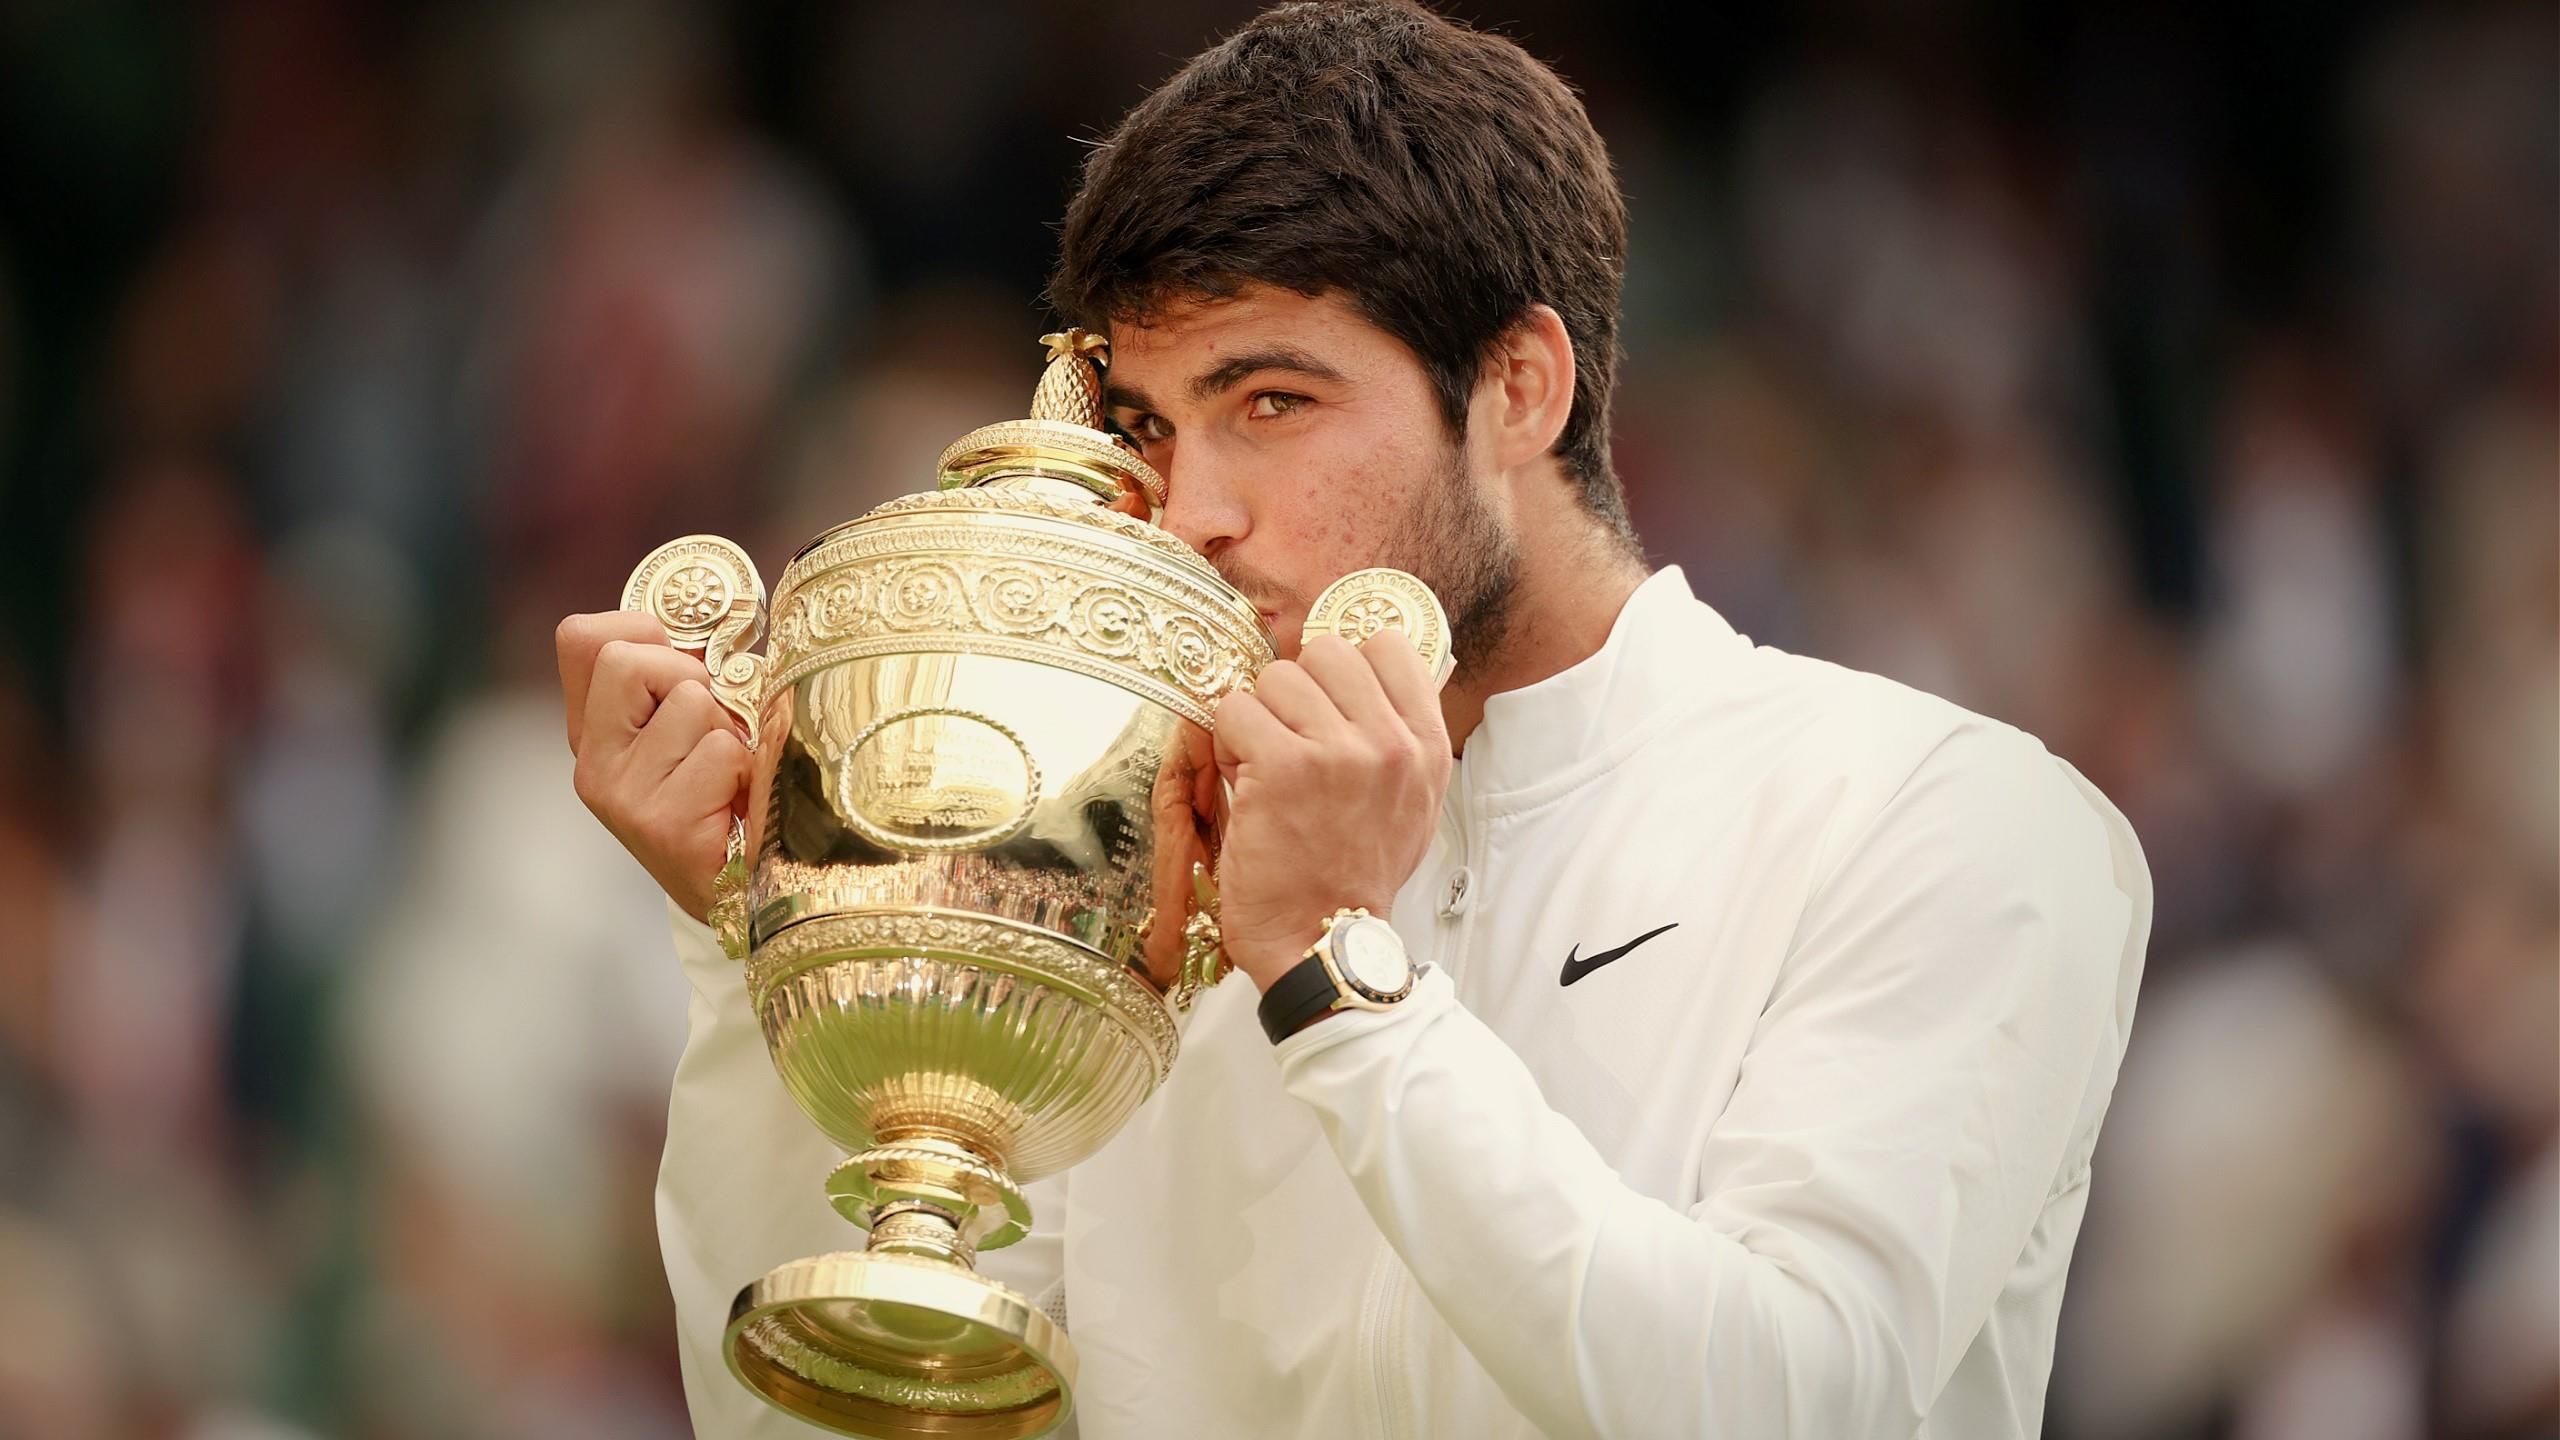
[1458,566,1747,807]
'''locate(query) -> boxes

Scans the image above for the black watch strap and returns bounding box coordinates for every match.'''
[1256,953,1340,1044]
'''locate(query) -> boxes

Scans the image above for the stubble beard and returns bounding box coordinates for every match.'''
[1208,441,1521,682]
[1392,441,1520,683]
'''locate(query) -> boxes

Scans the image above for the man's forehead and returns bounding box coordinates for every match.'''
[1113,286,1372,350]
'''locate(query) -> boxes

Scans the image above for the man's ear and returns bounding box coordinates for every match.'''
[1477,304,1576,473]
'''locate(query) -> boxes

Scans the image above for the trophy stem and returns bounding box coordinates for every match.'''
[828,1139,1034,1261]
[866,1205,974,1268]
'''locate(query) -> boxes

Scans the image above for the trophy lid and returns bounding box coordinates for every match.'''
[728,1251,1075,1438]
[936,330,1167,511]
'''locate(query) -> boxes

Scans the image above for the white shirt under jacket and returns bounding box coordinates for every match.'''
[655,566,2153,1440]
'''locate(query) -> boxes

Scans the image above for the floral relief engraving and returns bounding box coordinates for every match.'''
[977,564,1059,633]
[759,509,1269,727]
[658,563,732,627]
[816,571,868,637]
[1156,613,1227,693]
[1071,586,1147,660]
[1330,594,1408,641]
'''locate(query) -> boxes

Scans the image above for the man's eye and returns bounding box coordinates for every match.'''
[1123,413,1173,442]
[1247,392,1307,419]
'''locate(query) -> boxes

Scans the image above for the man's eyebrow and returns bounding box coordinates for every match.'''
[1103,379,1161,416]
[1185,346,1347,403]
[1104,346,1348,416]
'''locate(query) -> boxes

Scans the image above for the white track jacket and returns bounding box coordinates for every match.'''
[655,567,2153,1439]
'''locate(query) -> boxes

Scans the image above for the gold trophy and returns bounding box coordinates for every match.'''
[620,332,1450,1438]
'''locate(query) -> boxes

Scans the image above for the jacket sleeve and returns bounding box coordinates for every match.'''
[1272,725,2150,1439]
[655,906,1072,1437]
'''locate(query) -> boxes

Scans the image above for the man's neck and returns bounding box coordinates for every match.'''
[1440,506,1648,754]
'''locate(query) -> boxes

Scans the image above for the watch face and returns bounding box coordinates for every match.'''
[1334,917,1411,996]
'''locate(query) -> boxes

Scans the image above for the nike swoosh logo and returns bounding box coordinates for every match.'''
[1560,923,1680,987]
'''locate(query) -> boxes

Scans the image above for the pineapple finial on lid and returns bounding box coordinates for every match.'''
[1032,330,1114,430]
[934,328,1165,510]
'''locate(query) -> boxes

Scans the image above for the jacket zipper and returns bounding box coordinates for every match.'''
[1360,764,1482,1437]
[1437,760,1476,982]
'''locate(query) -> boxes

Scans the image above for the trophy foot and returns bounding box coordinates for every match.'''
[726,1249,1074,1439]
[720,1138,1071,1436]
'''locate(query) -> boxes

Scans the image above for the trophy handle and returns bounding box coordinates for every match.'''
[624,535,771,964]
[621,535,772,748]
[1163,567,1453,1010]
[1170,860,1230,1013]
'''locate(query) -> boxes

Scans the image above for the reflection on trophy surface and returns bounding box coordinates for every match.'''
[619,331,1443,1438]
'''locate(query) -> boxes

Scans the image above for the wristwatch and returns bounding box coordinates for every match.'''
[1256,908,1417,1043]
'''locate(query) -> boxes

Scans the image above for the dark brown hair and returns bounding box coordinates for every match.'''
[1049,0,1632,533]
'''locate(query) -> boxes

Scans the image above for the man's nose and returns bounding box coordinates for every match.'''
[1154,453,1251,556]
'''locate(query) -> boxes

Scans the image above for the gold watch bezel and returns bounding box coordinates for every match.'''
[1309,908,1415,1011]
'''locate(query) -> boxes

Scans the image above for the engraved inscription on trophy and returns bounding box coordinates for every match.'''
[835,707,1042,852]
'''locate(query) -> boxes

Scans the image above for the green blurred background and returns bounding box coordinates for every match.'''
[0,2,2551,1437]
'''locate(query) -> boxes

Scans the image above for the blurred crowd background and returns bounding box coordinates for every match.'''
[0,1,2551,1437]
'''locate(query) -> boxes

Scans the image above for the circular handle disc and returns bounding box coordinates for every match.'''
[623,535,766,652]
[1302,567,1454,690]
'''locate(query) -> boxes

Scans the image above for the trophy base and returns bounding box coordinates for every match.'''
[725,1250,1075,1439]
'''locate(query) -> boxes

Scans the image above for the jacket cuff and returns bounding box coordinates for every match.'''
[1271,963,1456,1073]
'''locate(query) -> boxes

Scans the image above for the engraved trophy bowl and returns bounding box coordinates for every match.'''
[620,332,1268,1439]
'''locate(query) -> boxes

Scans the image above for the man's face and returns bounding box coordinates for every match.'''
[1104,286,1519,671]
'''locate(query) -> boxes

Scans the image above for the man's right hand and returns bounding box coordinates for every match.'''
[557,611,752,922]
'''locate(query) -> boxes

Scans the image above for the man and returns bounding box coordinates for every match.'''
[556,3,2151,1436]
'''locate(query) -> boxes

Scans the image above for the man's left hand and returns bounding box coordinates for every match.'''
[1210,630,1452,989]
